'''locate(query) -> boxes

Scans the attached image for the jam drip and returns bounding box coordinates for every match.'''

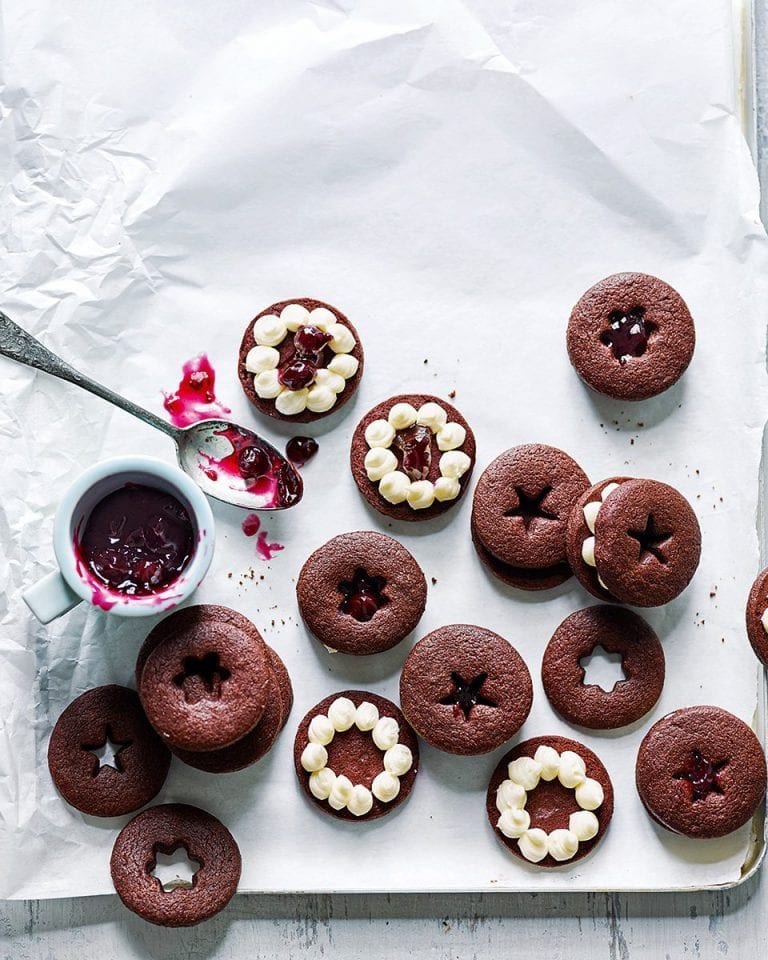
[600,307,653,364]
[673,750,727,801]
[286,436,319,467]
[278,325,333,391]
[338,568,388,622]
[439,672,497,720]
[80,484,195,596]
[393,425,432,481]
[162,354,231,427]
[173,652,231,704]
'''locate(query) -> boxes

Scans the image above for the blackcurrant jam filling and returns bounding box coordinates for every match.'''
[439,671,497,720]
[393,425,432,481]
[286,436,319,467]
[673,750,728,801]
[277,324,333,391]
[79,484,195,596]
[338,568,388,622]
[600,307,654,363]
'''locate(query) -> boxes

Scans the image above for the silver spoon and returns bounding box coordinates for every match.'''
[0,311,303,510]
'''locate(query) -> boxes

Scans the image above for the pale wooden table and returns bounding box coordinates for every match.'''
[4,7,768,958]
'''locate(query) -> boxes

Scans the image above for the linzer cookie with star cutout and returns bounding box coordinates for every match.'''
[566,272,695,401]
[350,394,476,521]
[635,706,766,838]
[296,531,427,655]
[137,605,273,753]
[471,444,590,590]
[238,298,364,422]
[565,477,701,606]
[48,685,171,817]
[399,624,533,755]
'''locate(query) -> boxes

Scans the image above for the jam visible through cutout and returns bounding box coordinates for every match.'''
[578,645,627,693]
[439,672,497,720]
[504,486,558,530]
[151,844,201,893]
[393,425,432,481]
[673,750,728,801]
[600,307,654,364]
[79,485,195,597]
[278,325,333,391]
[82,725,131,775]
[173,653,231,704]
[338,568,388,622]
[628,513,671,565]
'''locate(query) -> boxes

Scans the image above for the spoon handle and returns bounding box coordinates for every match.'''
[0,310,180,440]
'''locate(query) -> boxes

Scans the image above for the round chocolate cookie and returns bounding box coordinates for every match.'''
[566,272,696,401]
[541,606,665,729]
[566,477,701,607]
[238,297,364,423]
[48,685,171,817]
[471,515,573,591]
[111,803,241,926]
[138,605,271,752]
[635,706,767,838]
[350,394,476,522]
[296,531,427,655]
[294,690,419,821]
[471,445,590,571]
[745,568,768,666]
[172,647,292,773]
[399,625,533,755]
[487,736,614,868]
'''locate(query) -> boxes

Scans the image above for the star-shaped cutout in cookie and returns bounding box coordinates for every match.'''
[83,724,131,774]
[504,486,558,531]
[627,513,672,565]
[439,672,497,720]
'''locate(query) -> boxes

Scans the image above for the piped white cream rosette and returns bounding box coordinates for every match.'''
[495,745,605,863]
[244,302,359,415]
[579,481,621,591]
[300,697,413,816]
[364,401,471,510]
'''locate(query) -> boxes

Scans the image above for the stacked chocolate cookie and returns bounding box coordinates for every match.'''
[136,604,293,773]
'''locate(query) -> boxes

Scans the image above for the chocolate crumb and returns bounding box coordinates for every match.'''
[448,390,456,399]
[431,577,437,585]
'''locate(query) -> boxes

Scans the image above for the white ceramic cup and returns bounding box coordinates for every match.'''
[23,456,215,624]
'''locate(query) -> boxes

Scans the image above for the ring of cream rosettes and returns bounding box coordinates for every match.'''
[245,302,359,416]
[364,401,472,510]
[300,696,414,817]
[580,481,620,591]
[495,745,605,863]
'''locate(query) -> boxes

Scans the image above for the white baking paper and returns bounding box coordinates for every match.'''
[1,0,767,898]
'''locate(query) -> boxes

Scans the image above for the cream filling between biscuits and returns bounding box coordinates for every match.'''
[580,482,621,591]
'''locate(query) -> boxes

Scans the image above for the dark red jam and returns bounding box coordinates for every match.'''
[338,568,388,622]
[286,436,319,467]
[393,425,432,481]
[277,325,333,391]
[673,750,727,801]
[439,672,497,720]
[601,307,651,363]
[162,354,231,428]
[79,484,194,596]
